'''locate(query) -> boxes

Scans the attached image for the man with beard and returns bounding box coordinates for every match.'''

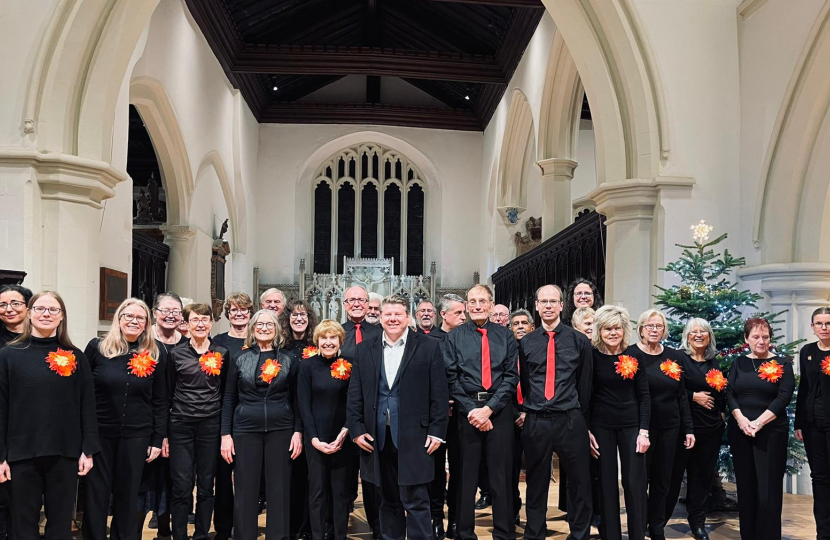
[366,293,383,325]
[415,301,438,335]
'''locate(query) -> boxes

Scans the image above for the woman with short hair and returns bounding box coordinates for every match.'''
[83,298,166,540]
[0,291,99,540]
[727,318,794,540]
[589,304,650,540]
[571,307,595,339]
[221,309,303,540]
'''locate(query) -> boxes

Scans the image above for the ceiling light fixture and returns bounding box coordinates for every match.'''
[273,86,278,91]
[464,95,470,100]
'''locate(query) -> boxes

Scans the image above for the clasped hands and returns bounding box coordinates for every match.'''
[312,428,349,455]
[468,406,493,432]
[735,413,762,437]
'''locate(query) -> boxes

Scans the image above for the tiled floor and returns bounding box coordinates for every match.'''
[137,481,816,540]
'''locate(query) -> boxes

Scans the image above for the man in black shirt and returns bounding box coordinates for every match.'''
[348,295,449,540]
[508,309,534,526]
[518,285,593,540]
[444,285,518,540]
[341,285,382,537]
[415,301,438,335]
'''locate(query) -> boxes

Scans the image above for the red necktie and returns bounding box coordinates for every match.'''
[476,327,491,390]
[516,361,524,405]
[545,331,556,400]
[355,323,363,345]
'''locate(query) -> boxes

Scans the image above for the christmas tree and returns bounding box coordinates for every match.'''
[654,220,806,477]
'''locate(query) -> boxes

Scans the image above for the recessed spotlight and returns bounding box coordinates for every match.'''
[464,95,470,100]
[273,86,278,91]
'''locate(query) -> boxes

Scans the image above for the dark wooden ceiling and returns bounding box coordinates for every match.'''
[184,0,546,130]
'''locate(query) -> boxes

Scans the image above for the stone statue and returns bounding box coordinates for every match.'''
[213,219,230,250]
[135,189,151,221]
[514,216,542,256]
[311,297,322,318]
[328,297,340,321]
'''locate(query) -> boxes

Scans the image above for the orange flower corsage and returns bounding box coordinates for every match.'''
[199,351,223,376]
[128,351,157,378]
[331,358,352,380]
[260,358,282,384]
[615,355,638,380]
[660,359,683,381]
[705,369,727,391]
[757,360,784,383]
[46,349,77,377]
[302,346,319,359]
[821,356,830,377]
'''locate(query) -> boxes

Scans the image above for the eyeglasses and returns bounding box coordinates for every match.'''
[121,313,147,324]
[813,322,830,329]
[574,292,594,298]
[229,308,250,315]
[344,298,368,305]
[189,317,212,326]
[689,330,708,336]
[156,308,182,317]
[536,300,562,306]
[255,322,276,329]
[32,306,62,315]
[0,301,26,310]
[644,324,664,331]
[290,313,308,320]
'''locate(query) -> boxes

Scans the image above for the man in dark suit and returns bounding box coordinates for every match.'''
[347,295,450,540]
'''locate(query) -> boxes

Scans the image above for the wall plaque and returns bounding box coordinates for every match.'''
[100,268,128,321]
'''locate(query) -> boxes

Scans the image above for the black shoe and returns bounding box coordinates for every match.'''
[187,513,195,525]
[691,527,710,540]
[591,514,601,529]
[148,513,159,529]
[433,520,445,540]
[514,514,522,527]
[372,530,382,540]
[445,522,456,539]
[474,495,491,510]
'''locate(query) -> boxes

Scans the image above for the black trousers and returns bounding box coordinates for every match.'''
[446,410,461,523]
[233,430,293,540]
[522,411,591,540]
[0,481,12,540]
[9,456,77,540]
[83,436,148,540]
[728,422,787,540]
[802,424,830,539]
[377,426,432,540]
[666,424,723,530]
[428,442,447,522]
[644,426,679,539]
[214,454,234,540]
[592,425,647,540]
[350,455,381,532]
[511,423,522,518]
[457,404,515,540]
[306,440,352,540]
[290,452,312,537]
[169,416,220,540]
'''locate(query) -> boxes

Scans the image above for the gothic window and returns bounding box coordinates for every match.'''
[312,144,427,275]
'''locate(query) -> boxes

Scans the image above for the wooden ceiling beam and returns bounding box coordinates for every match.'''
[231,46,506,83]
[428,0,544,7]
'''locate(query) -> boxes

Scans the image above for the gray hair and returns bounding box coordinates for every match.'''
[591,305,632,352]
[681,317,717,359]
[509,309,533,324]
[245,309,283,350]
[571,307,595,327]
[381,295,410,315]
[259,288,286,304]
[368,292,384,303]
[635,309,669,341]
[439,294,465,314]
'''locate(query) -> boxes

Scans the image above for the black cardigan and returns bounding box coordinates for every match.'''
[795,342,830,430]
[85,338,168,447]
[0,336,100,462]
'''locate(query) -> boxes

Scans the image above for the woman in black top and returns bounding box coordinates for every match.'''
[626,309,693,540]
[795,307,830,539]
[589,305,650,540]
[563,279,603,328]
[727,318,795,540]
[83,298,167,540]
[0,290,99,540]
[0,285,32,348]
[298,319,353,540]
[221,309,303,540]
[279,299,320,359]
[666,318,726,540]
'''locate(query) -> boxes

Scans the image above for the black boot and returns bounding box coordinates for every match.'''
[691,526,710,540]
[433,519,445,540]
[474,494,491,510]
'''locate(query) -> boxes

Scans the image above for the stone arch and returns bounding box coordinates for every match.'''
[129,76,194,227]
[23,0,161,161]
[538,31,584,162]
[753,1,830,264]
[195,150,240,251]
[540,0,669,183]
[497,90,535,209]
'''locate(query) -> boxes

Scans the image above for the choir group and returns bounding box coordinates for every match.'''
[0,278,828,540]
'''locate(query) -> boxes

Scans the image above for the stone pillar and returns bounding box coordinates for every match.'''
[536,158,578,240]
[0,150,125,343]
[161,224,197,299]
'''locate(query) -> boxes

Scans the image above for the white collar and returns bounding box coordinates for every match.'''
[383,327,409,348]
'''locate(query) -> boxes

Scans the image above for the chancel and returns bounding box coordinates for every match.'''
[1,0,829,539]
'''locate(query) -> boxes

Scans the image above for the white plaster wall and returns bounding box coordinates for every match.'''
[255,124,483,287]
[572,121,597,203]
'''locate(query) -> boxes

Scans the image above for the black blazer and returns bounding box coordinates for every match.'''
[346,330,449,486]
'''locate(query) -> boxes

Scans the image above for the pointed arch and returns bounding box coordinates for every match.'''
[498,90,536,208]
[538,30,584,161]
[195,150,239,250]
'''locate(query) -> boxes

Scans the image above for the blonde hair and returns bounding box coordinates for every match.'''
[244,309,283,349]
[313,319,346,346]
[571,307,595,328]
[100,298,158,359]
[636,309,669,341]
[591,304,632,353]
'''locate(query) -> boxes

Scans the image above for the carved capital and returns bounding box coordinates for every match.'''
[588,179,660,225]
[160,224,197,242]
[738,262,830,300]
[536,157,579,178]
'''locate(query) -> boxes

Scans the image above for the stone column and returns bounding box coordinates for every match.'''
[161,223,197,299]
[0,150,125,343]
[536,158,578,240]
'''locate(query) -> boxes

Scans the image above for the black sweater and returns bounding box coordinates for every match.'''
[795,342,830,430]
[298,353,350,442]
[726,355,795,432]
[626,345,693,433]
[677,352,726,433]
[0,327,20,349]
[85,339,168,447]
[590,349,651,430]
[167,341,230,421]
[221,345,302,434]
[212,333,246,361]
[0,336,100,462]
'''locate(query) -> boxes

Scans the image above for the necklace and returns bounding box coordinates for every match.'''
[749,355,770,371]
